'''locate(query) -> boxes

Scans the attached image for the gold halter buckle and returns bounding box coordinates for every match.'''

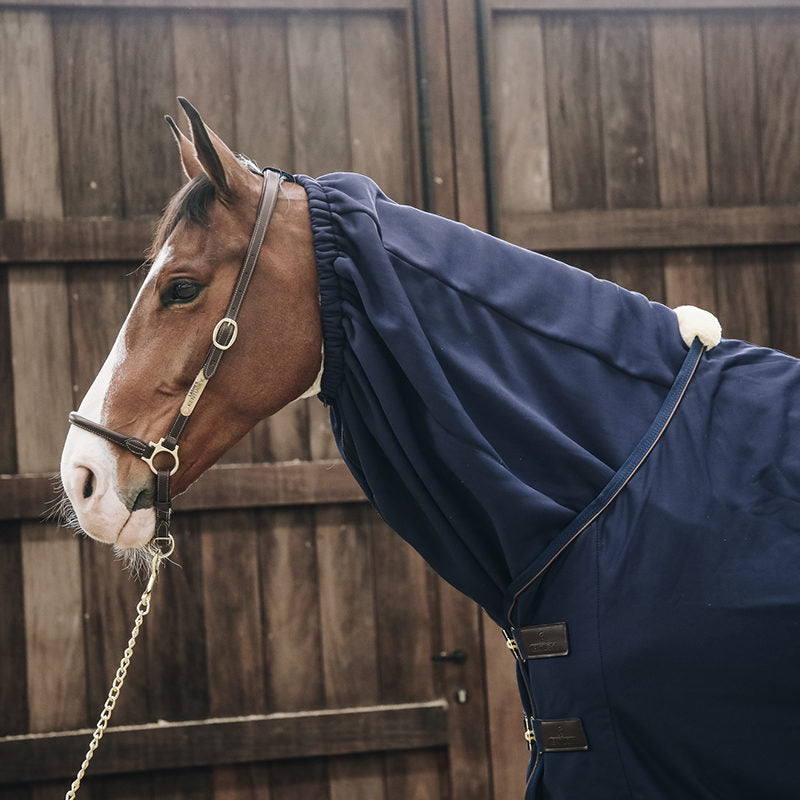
[212,317,239,350]
[142,437,180,476]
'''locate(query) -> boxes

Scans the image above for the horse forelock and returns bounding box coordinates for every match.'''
[148,155,263,266]
[147,174,216,265]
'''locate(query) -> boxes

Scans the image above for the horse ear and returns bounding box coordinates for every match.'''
[177,97,248,198]
[165,115,203,181]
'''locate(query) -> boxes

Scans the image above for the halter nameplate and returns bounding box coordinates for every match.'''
[181,369,209,417]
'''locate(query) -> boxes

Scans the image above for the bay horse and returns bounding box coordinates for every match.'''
[60,100,800,800]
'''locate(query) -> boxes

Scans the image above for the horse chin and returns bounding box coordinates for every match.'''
[115,507,156,549]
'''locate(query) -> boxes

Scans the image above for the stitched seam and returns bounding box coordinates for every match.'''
[383,242,677,391]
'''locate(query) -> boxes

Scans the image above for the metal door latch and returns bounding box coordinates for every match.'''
[431,648,468,665]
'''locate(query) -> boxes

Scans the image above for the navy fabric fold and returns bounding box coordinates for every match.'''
[298,172,687,623]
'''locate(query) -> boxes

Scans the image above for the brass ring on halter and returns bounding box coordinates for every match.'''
[212,317,239,350]
[152,533,175,559]
[142,437,180,476]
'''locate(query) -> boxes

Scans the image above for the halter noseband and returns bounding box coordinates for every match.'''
[68,168,284,543]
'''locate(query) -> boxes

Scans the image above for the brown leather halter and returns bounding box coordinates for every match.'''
[69,168,284,544]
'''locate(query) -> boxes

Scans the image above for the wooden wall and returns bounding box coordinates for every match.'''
[1,1,798,799]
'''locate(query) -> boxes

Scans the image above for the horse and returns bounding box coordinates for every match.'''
[60,99,800,799]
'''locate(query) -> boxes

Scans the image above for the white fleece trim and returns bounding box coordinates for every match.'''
[673,305,722,350]
[296,344,324,400]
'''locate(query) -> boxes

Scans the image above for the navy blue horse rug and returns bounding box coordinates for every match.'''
[297,171,800,800]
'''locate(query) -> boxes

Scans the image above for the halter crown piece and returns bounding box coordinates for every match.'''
[63,169,283,799]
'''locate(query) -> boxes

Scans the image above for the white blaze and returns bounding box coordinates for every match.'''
[59,243,174,548]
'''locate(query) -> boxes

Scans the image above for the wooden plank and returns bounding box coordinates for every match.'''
[542,14,604,210]
[145,513,211,719]
[435,582,492,799]
[0,266,27,750]
[446,0,488,230]
[0,702,449,784]
[200,511,266,716]
[258,506,329,799]
[756,13,800,355]
[200,509,269,797]
[0,0,409,8]
[704,12,769,345]
[501,204,800,251]
[343,13,414,204]
[0,218,154,263]
[1,204,798,265]
[421,0,458,218]
[115,10,181,217]
[1,461,365,521]
[315,504,385,800]
[53,9,123,219]
[756,13,800,206]
[489,0,800,8]
[372,511,443,798]
[230,14,292,170]
[492,11,552,232]
[651,13,717,311]
[704,13,761,207]
[0,12,87,756]
[597,14,663,300]
[288,13,349,177]
[651,13,709,209]
[598,14,658,209]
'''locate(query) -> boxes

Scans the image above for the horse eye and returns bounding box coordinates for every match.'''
[162,281,203,306]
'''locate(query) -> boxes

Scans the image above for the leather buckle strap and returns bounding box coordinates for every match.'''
[69,412,153,461]
[202,168,281,380]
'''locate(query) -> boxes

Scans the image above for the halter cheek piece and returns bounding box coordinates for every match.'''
[68,168,284,542]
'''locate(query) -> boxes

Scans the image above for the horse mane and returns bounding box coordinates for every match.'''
[148,154,261,264]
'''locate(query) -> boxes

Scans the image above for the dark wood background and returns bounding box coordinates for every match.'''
[1,1,798,798]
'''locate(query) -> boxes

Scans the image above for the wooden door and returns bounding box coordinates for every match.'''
[0,2,510,798]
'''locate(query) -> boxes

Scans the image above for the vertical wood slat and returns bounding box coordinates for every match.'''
[0,20,86,784]
[420,0,457,218]
[543,13,604,211]
[259,506,329,800]
[316,505,385,800]
[343,13,414,204]
[492,11,551,226]
[650,12,716,312]
[756,13,800,357]
[703,13,769,345]
[445,0,488,231]
[597,14,664,302]
[115,10,180,217]
[373,514,443,799]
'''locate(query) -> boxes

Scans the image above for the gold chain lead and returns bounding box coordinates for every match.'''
[64,535,174,800]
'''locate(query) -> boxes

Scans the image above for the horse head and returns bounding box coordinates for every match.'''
[59,99,322,557]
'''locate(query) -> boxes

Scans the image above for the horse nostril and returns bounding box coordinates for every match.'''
[82,468,95,499]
